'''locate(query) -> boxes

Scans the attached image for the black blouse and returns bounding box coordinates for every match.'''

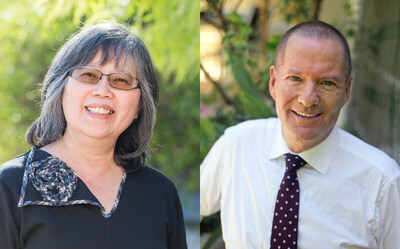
[0,148,187,249]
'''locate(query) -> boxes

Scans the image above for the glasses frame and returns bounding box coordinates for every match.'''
[67,66,141,90]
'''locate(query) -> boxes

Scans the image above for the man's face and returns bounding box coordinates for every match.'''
[269,34,352,152]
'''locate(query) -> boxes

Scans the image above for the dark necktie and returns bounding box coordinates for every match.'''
[270,153,306,249]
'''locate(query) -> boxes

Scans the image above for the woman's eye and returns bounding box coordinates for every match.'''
[289,76,301,81]
[115,78,128,83]
[114,78,131,86]
[82,72,96,78]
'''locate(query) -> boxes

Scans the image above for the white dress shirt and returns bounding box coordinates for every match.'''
[200,118,400,249]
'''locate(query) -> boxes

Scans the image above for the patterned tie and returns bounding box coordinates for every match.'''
[270,153,306,249]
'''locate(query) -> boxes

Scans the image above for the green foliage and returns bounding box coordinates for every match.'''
[0,0,199,197]
[200,116,217,160]
[226,52,262,99]
[201,225,222,249]
[0,1,71,161]
[281,0,312,23]
[201,2,276,154]
[241,92,274,120]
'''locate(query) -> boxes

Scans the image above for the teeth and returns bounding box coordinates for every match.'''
[295,111,318,117]
[86,107,114,115]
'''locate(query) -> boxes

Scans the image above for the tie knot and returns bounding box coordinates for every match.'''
[284,153,306,172]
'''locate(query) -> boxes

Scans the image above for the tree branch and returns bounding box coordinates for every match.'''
[311,0,323,20]
[206,0,229,32]
[258,0,270,68]
[200,62,235,107]
[201,13,224,30]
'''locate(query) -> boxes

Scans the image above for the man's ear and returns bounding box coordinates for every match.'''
[269,65,277,101]
[342,76,353,107]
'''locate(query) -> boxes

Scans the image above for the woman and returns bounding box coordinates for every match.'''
[0,22,187,249]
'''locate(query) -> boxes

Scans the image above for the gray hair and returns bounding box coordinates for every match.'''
[275,20,352,82]
[26,22,158,171]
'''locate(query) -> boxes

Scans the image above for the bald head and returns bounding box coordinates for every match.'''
[274,21,351,81]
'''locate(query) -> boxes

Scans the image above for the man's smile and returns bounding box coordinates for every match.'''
[292,110,321,118]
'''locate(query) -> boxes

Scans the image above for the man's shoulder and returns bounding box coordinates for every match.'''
[338,129,399,175]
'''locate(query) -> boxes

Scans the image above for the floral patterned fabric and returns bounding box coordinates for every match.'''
[18,147,126,218]
[28,155,77,205]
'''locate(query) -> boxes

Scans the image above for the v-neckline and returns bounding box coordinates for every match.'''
[18,147,127,218]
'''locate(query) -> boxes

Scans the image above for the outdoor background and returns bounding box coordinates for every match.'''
[0,0,200,247]
[200,0,400,248]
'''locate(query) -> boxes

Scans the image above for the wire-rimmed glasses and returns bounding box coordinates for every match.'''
[67,66,140,90]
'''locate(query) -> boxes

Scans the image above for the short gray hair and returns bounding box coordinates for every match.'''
[275,20,352,82]
[26,22,158,171]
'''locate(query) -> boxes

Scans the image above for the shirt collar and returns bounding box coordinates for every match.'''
[269,119,339,174]
[18,148,100,207]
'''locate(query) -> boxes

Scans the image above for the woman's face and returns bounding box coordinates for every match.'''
[62,52,141,143]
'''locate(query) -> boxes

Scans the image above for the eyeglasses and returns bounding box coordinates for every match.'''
[67,66,140,90]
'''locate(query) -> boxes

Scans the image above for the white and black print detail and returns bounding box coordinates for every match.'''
[17,147,126,219]
[28,156,77,205]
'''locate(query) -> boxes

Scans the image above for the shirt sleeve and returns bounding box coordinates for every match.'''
[200,133,228,217]
[0,178,21,249]
[376,174,400,248]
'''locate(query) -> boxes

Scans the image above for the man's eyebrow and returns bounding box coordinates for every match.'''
[319,75,343,83]
[286,68,343,83]
[286,68,302,75]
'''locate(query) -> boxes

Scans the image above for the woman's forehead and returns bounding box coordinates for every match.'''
[85,50,137,74]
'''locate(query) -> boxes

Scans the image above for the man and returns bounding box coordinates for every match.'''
[200,20,400,249]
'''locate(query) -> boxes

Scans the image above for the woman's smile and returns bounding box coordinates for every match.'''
[85,105,115,116]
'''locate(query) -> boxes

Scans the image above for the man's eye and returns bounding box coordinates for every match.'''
[289,76,301,81]
[321,81,334,86]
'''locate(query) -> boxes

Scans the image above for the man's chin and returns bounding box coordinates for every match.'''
[284,126,329,152]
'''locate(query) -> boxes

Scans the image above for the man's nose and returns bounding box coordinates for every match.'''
[298,81,319,107]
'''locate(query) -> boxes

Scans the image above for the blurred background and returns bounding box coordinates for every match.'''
[200,0,400,248]
[0,0,199,247]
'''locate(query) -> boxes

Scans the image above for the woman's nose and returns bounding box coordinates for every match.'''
[92,76,114,98]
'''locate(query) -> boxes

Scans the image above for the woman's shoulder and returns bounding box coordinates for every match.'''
[136,165,175,184]
[128,165,178,194]
[127,165,183,212]
[0,152,30,177]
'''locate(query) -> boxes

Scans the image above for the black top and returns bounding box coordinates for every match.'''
[0,148,187,249]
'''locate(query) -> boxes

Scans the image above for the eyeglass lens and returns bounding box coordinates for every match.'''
[71,67,138,90]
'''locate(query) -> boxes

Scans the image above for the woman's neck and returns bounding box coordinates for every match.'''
[41,132,120,177]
